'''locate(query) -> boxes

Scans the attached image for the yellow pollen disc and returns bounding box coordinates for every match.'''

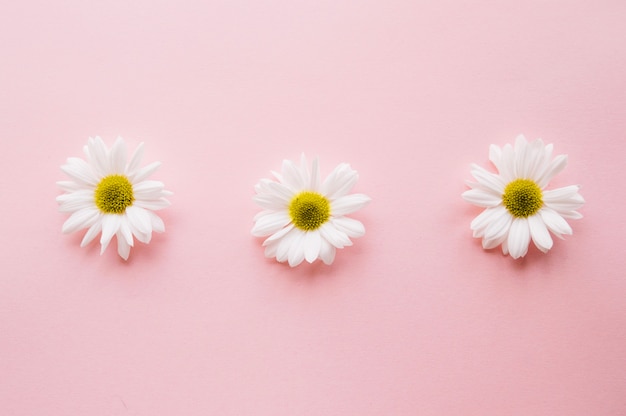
[502,178,543,218]
[94,174,135,214]
[288,191,331,231]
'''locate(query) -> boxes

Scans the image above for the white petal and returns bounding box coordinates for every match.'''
[470,210,491,238]
[528,214,553,253]
[251,211,291,237]
[309,157,321,192]
[526,138,548,179]
[462,189,502,208]
[330,194,371,216]
[126,142,145,176]
[57,189,93,203]
[130,224,151,244]
[489,144,502,170]
[119,216,134,246]
[126,206,152,235]
[287,230,306,267]
[483,208,512,242]
[537,154,568,188]
[254,209,275,221]
[57,180,85,192]
[528,142,555,182]
[81,220,102,247]
[539,208,573,238]
[110,137,127,173]
[253,193,288,211]
[514,135,547,179]
[304,230,322,263]
[560,210,583,220]
[321,163,348,195]
[263,223,295,246]
[470,206,506,238]
[543,185,581,203]
[133,180,164,194]
[319,239,336,265]
[254,178,271,193]
[469,163,506,194]
[116,231,131,260]
[148,211,165,233]
[133,187,168,201]
[130,161,161,183]
[299,154,310,189]
[544,191,585,214]
[507,218,530,259]
[545,200,585,214]
[544,143,554,162]
[281,159,305,191]
[57,190,96,213]
[514,134,527,151]
[513,134,530,178]
[61,159,98,186]
[270,170,283,182]
[319,223,352,249]
[322,163,359,199]
[133,198,171,211]
[331,217,365,238]
[498,143,515,183]
[482,233,508,250]
[62,208,100,234]
[263,181,294,204]
[100,214,122,254]
[276,228,299,263]
[88,136,111,177]
[264,240,280,259]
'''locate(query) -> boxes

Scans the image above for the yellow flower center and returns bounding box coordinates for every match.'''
[502,178,543,218]
[288,191,331,231]
[94,174,134,214]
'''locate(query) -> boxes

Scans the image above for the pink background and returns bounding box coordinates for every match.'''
[2,1,626,414]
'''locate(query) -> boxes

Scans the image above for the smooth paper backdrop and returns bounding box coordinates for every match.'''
[1,1,625,415]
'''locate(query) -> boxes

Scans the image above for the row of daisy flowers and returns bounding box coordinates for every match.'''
[57,135,584,264]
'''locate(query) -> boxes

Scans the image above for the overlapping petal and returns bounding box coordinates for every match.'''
[331,194,371,216]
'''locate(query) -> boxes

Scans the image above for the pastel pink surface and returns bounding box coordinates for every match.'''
[1,1,626,415]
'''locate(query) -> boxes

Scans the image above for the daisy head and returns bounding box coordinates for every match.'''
[462,135,584,259]
[252,155,371,267]
[57,136,172,260]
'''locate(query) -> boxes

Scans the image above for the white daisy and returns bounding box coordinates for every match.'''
[462,135,584,259]
[57,136,171,260]
[252,155,371,267]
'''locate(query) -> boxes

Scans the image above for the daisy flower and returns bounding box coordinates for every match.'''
[57,137,171,260]
[462,135,584,259]
[252,155,371,267]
